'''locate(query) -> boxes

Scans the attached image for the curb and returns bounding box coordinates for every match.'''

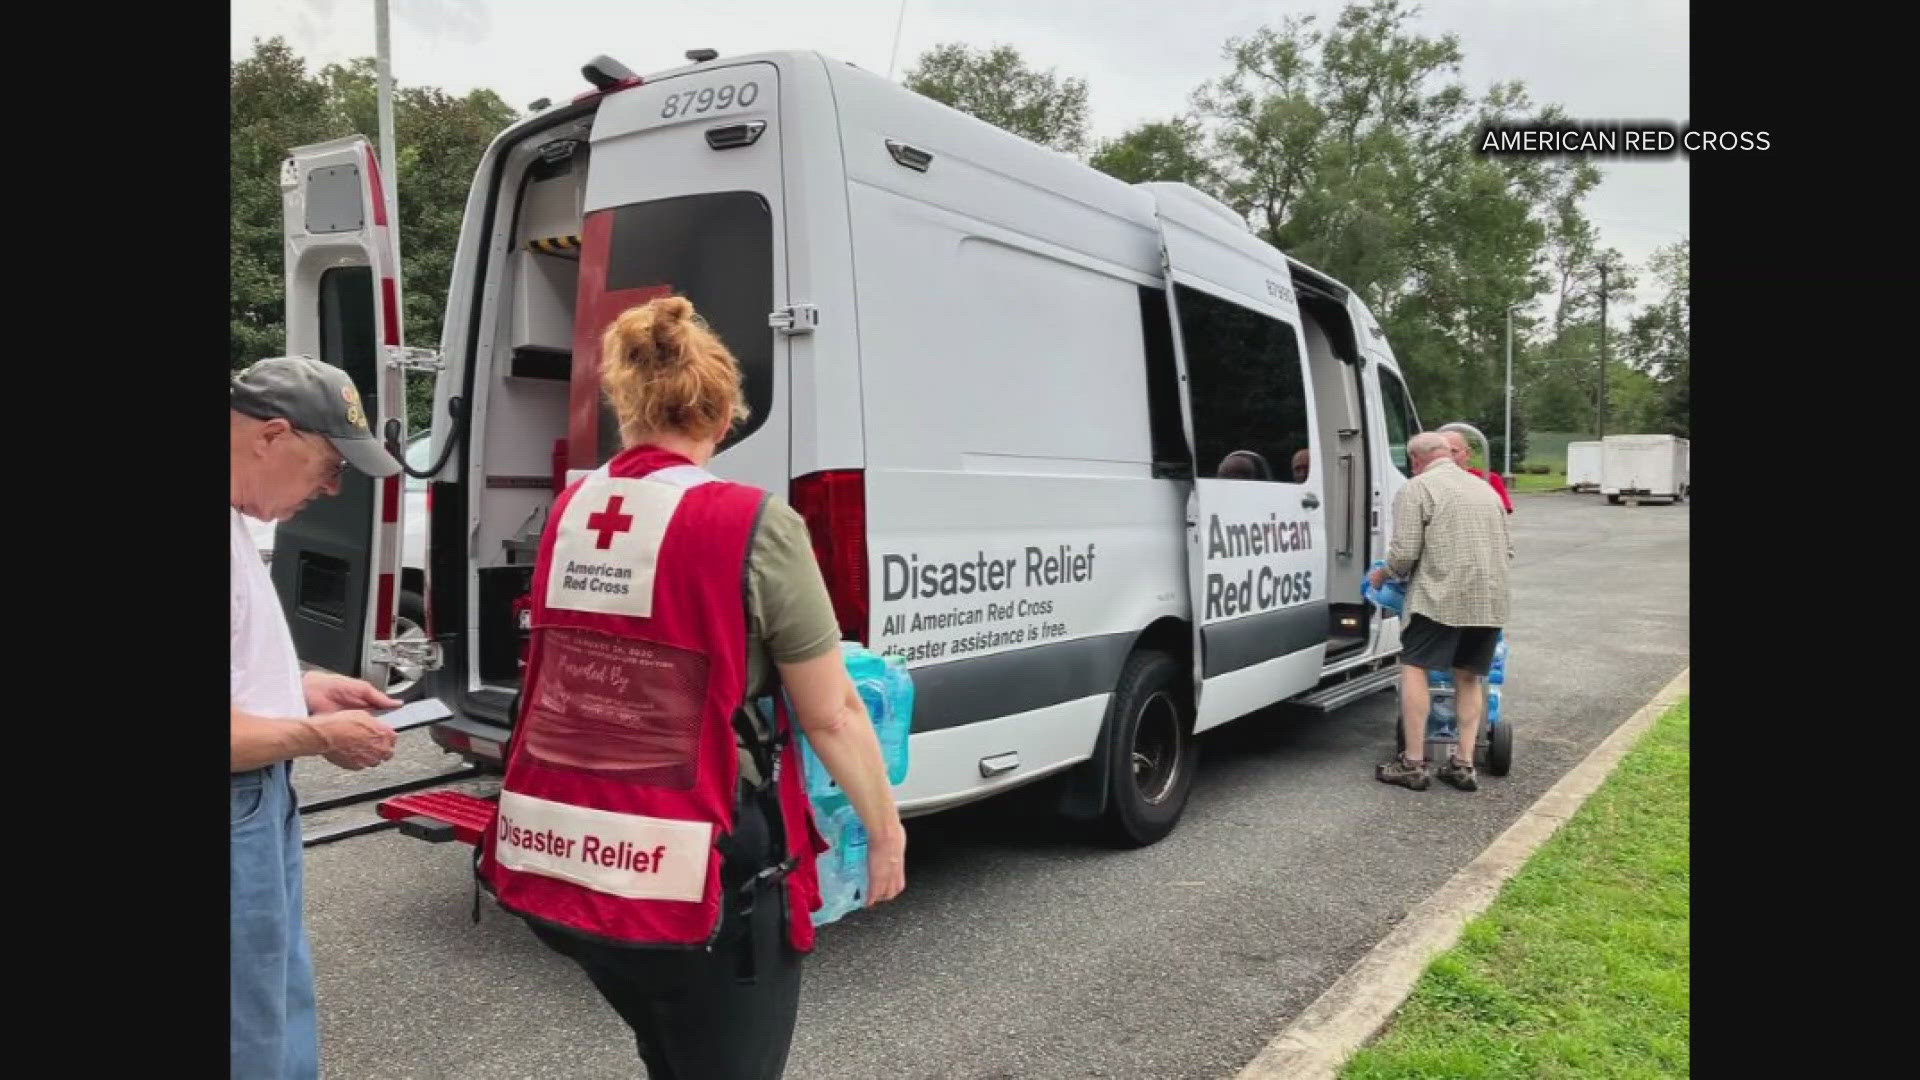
[1232,666,1691,1080]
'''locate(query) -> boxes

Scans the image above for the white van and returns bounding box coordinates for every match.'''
[1566,440,1602,492]
[1600,434,1689,505]
[270,49,1427,845]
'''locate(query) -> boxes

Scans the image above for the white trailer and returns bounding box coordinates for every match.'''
[1566,441,1602,492]
[1601,434,1688,504]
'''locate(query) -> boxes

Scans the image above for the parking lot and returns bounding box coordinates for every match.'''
[296,491,1688,1078]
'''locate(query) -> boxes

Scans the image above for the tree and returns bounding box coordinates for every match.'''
[231,38,517,428]
[231,39,341,372]
[903,43,1090,155]
[1186,0,1578,432]
[1540,161,1605,338]
[1090,116,1218,191]
[1627,239,1689,437]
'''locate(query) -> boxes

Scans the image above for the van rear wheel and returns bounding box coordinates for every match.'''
[1102,649,1197,848]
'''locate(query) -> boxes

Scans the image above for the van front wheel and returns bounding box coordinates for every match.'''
[1103,649,1197,848]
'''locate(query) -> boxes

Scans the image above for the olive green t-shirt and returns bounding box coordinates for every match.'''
[738,495,842,783]
[745,495,842,693]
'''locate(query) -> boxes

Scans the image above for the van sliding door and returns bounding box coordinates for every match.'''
[1151,196,1329,732]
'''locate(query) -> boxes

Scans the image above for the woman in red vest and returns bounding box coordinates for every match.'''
[479,296,906,1079]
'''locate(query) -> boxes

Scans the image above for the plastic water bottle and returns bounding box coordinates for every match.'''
[790,643,914,927]
[1362,560,1406,615]
[793,645,915,802]
[1428,668,1454,690]
[843,643,913,785]
[1487,686,1502,727]
[810,800,868,926]
[834,807,868,906]
[1429,694,1457,738]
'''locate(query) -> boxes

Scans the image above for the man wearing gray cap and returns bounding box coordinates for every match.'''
[230,356,403,1079]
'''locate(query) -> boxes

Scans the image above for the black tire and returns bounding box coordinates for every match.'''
[386,590,430,701]
[1101,649,1198,848]
[1487,720,1513,776]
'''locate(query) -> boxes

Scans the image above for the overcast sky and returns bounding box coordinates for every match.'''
[232,0,1688,313]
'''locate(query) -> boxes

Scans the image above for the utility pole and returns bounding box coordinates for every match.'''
[888,0,910,80]
[1597,260,1608,439]
[1504,302,1517,481]
[376,0,403,344]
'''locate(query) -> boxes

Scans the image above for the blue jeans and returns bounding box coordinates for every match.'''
[231,762,318,1079]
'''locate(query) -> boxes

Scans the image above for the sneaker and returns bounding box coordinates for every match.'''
[1437,755,1479,792]
[1376,754,1429,790]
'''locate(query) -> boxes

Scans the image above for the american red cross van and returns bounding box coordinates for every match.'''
[272,49,1426,846]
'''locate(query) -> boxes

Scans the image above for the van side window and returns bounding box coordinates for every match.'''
[594,192,774,462]
[1173,284,1310,483]
[1136,286,1190,477]
[1378,367,1418,477]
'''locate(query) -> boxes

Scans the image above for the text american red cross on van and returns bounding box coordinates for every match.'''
[587,496,634,549]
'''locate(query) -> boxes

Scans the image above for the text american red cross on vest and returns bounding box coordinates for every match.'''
[587,496,635,549]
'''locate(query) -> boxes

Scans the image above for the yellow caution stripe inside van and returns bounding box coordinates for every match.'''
[526,235,581,257]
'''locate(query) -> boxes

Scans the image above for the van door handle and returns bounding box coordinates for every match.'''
[1301,493,1321,510]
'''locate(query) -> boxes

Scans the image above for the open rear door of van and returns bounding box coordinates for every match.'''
[1148,187,1330,733]
[270,135,414,688]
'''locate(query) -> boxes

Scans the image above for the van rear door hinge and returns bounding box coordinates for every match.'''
[384,346,444,373]
[371,637,444,672]
[768,304,819,335]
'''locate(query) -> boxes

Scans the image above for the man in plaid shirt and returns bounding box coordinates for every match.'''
[1368,432,1514,791]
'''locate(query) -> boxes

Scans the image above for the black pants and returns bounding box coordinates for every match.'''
[525,791,803,1079]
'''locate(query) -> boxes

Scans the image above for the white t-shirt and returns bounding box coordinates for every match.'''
[231,508,307,722]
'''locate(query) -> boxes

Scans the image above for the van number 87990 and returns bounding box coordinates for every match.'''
[660,81,761,119]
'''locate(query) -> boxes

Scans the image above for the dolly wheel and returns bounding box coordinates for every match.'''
[1487,721,1513,777]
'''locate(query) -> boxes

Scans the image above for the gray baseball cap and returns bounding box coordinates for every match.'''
[231,356,403,478]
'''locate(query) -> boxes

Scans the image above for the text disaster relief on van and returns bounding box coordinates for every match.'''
[874,513,1315,664]
[878,543,1094,662]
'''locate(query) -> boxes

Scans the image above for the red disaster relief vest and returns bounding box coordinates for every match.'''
[478,445,829,953]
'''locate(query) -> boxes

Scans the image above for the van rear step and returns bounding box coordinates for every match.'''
[1294,662,1401,713]
[376,790,498,845]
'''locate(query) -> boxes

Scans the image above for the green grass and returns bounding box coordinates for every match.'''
[1341,697,1690,1080]
[1476,430,1591,493]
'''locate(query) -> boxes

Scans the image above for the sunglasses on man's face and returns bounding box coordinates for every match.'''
[294,431,349,483]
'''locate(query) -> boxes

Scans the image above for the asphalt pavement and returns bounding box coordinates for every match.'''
[296,490,1688,1078]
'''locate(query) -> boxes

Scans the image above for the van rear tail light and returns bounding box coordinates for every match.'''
[789,470,869,644]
